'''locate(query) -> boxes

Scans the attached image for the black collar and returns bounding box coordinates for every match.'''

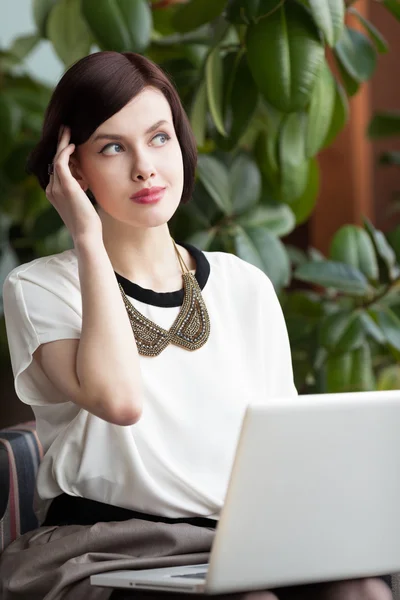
[115,242,210,308]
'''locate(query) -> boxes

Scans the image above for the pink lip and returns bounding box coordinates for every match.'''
[130,187,166,204]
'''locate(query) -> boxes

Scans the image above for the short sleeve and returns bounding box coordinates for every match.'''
[3,260,82,407]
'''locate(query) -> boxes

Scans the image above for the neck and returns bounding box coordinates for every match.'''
[98,210,187,290]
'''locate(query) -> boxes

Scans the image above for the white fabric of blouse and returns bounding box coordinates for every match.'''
[3,247,297,524]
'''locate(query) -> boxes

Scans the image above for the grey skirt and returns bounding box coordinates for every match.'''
[0,494,392,600]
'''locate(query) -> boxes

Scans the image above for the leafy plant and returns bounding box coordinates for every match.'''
[1,0,399,392]
[285,220,400,393]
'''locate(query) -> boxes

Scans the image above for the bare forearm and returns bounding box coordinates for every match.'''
[75,234,143,423]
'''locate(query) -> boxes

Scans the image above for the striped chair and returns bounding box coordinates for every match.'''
[0,421,43,552]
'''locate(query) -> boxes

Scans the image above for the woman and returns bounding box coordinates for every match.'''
[0,51,392,600]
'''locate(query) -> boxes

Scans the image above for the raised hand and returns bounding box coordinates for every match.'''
[46,126,102,243]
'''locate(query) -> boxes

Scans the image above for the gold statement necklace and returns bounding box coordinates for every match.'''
[118,239,210,357]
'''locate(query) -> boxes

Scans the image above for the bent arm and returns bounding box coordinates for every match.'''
[35,235,143,425]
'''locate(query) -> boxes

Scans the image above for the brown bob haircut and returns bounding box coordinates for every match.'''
[27,51,197,204]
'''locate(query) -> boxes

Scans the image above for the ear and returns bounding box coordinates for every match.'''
[69,155,89,192]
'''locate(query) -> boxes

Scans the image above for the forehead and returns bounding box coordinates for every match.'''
[95,87,173,135]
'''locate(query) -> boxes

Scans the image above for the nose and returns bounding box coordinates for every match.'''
[131,150,156,182]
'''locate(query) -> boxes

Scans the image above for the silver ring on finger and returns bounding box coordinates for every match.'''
[48,163,54,175]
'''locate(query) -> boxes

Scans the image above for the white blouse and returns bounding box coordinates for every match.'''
[3,244,297,524]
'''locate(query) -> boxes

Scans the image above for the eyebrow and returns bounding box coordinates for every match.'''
[92,119,169,143]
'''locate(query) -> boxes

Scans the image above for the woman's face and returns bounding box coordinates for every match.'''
[72,86,184,229]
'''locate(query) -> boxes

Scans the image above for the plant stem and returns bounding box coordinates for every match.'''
[361,277,400,309]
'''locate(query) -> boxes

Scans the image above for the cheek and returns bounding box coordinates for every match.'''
[167,145,184,184]
[83,157,122,190]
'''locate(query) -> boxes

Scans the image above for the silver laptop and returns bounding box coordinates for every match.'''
[91,390,400,594]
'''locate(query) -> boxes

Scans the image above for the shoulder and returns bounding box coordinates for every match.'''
[3,249,78,293]
[5,250,77,281]
[203,249,274,293]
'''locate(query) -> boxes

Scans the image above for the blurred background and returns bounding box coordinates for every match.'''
[1,0,400,428]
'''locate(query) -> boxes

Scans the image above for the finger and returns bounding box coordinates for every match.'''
[48,126,67,192]
[54,143,76,190]
[45,181,53,203]
[52,127,73,189]
[54,126,71,162]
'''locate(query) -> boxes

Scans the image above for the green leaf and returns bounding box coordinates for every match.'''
[0,245,19,315]
[254,104,284,188]
[322,79,349,147]
[349,345,375,391]
[35,225,73,256]
[0,95,20,163]
[386,226,400,263]
[216,52,259,151]
[279,112,309,202]
[230,154,261,214]
[359,311,385,344]
[225,0,283,24]
[335,56,360,96]
[151,3,179,36]
[47,0,92,66]
[229,55,259,144]
[377,365,400,391]
[192,181,221,226]
[172,0,226,33]
[326,352,352,392]
[383,0,400,20]
[186,229,216,250]
[348,8,388,53]
[368,112,400,138]
[2,141,37,184]
[334,27,377,82]
[24,181,49,221]
[319,310,353,350]
[33,0,59,37]
[375,309,400,352]
[330,225,379,281]
[307,0,345,47]
[196,154,231,215]
[234,225,291,290]
[9,34,41,60]
[305,61,336,157]
[334,314,365,353]
[286,245,308,267]
[206,46,226,136]
[364,218,399,282]
[295,260,371,295]
[0,51,20,70]
[246,1,325,112]
[32,206,64,239]
[237,204,295,237]
[181,181,218,228]
[319,312,365,354]
[326,345,375,392]
[308,247,325,262]
[4,77,51,115]
[190,80,207,147]
[220,51,240,118]
[82,0,152,53]
[288,158,319,225]
[284,290,324,321]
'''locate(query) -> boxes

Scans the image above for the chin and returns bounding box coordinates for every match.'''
[99,199,180,229]
[130,206,179,229]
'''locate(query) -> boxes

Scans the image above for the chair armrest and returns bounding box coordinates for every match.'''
[0,443,9,519]
[0,422,42,552]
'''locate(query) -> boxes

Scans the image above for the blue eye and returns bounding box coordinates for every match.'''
[100,143,124,155]
[152,133,170,146]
